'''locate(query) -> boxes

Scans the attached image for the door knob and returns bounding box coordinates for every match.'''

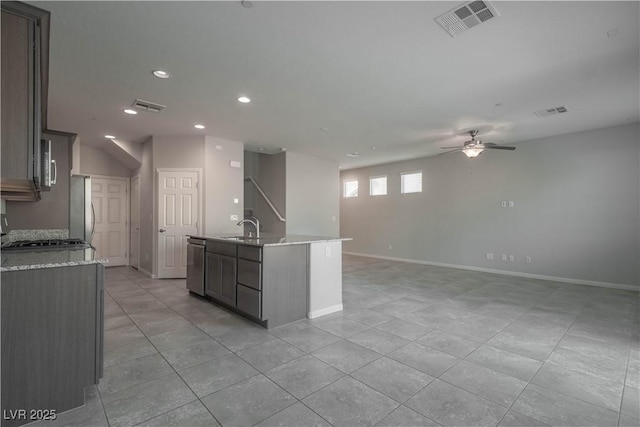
[159,229,166,233]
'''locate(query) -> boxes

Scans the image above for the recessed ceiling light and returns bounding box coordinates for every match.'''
[257,147,265,151]
[370,146,376,150]
[123,109,138,115]
[346,152,360,158]
[194,124,205,129]
[152,69,171,79]
[105,135,115,139]
[237,96,251,103]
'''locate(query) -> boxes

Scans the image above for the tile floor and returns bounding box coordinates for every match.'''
[30,254,639,427]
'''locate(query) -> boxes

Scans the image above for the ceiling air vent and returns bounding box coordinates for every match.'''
[435,1,499,37]
[131,99,166,113]
[535,106,569,118]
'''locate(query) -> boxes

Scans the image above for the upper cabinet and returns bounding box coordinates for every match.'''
[1,1,50,201]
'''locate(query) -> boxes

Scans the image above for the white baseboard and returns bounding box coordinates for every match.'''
[343,252,639,292]
[308,303,343,319]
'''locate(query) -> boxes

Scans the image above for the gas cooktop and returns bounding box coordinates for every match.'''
[2,238,91,251]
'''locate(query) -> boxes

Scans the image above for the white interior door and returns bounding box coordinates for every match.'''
[130,175,140,270]
[157,169,200,279]
[92,177,129,266]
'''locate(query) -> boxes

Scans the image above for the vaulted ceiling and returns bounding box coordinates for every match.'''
[31,1,639,169]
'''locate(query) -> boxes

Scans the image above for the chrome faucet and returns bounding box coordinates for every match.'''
[237,217,260,238]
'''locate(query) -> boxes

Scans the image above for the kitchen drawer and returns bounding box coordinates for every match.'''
[236,284,261,319]
[237,259,261,290]
[238,245,262,262]
[206,240,236,257]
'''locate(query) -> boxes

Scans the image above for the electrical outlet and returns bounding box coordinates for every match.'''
[233,198,239,204]
[525,256,532,263]
[486,252,494,260]
[501,254,508,261]
[509,254,515,262]
[501,201,507,208]
[508,201,514,208]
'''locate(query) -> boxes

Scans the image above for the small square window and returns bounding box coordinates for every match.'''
[369,176,387,196]
[401,171,422,194]
[343,179,358,198]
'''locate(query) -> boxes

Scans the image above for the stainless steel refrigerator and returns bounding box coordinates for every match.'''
[69,175,94,243]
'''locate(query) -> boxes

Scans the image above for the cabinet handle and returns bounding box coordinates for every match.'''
[51,159,57,185]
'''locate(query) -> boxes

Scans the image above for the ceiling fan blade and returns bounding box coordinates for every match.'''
[440,146,463,149]
[437,149,463,156]
[485,145,516,150]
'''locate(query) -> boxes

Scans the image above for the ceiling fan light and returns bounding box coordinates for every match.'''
[462,147,483,158]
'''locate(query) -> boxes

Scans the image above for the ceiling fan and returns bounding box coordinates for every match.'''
[440,130,516,158]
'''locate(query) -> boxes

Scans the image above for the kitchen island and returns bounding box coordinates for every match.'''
[187,234,350,329]
[1,247,106,427]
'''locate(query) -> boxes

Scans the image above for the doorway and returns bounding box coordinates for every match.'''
[91,176,129,266]
[156,169,201,278]
[130,175,140,270]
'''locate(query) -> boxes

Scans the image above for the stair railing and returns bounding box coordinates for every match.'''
[244,176,286,222]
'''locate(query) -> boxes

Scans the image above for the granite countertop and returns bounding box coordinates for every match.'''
[190,234,352,247]
[1,247,108,272]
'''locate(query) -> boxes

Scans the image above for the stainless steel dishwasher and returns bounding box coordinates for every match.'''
[186,237,206,296]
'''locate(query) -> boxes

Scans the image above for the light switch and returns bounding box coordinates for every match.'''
[325,247,331,258]
[508,201,514,208]
[230,214,239,221]
[229,160,241,168]
[216,145,222,150]
[501,201,507,208]
[233,198,239,204]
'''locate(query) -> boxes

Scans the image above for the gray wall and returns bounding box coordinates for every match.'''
[80,144,131,177]
[152,135,205,170]
[134,137,154,274]
[134,135,245,276]
[6,132,71,230]
[340,123,639,288]
[286,151,340,237]
[204,136,244,235]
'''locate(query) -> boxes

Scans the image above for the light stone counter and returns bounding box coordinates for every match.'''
[190,233,351,247]
[1,247,107,272]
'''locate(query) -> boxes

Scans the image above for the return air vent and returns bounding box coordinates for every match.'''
[535,106,569,118]
[435,1,499,37]
[131,99,166,113]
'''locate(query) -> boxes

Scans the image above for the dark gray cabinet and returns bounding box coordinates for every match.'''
[237,246,263,319]
[0,2,50,201]
[200,239,309,328]
[236,283,261,319]
[1,263,104,427]
[237,258,261,290]
[205,241,237,306]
